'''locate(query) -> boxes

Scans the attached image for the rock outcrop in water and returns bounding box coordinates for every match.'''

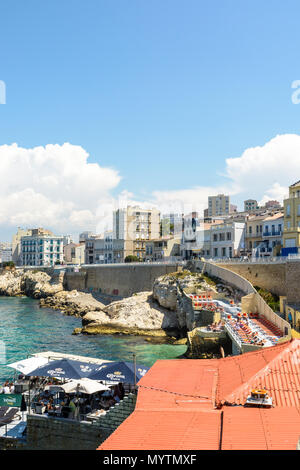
[76,291,180,339]
[0,268,241,348]
[40,290,105,316]
[0,269,64,298]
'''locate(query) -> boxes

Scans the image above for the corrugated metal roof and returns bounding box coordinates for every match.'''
[98,339,300,450]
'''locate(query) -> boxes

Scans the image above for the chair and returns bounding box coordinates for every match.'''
[0,406,9,417]
[0,408,19,426]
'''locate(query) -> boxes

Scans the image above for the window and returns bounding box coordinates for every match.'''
[226,232,231,240]
[286,204,291,216]
[222,247,226,257]
[214,248,218,257]
[249,226,252,234]
[213,234,218,241]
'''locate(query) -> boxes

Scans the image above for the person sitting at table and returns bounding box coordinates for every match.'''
[46,398,54,413]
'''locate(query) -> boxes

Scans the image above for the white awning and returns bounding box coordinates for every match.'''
[7,357,50,375]
[60,378,110,394]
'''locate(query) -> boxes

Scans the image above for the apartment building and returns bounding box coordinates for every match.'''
[210,222,246,259]
[113,206,160,260]
[21,229,64,266]
[181,213,222,259]
[253,213,284,257]
[244,199,259,212]
[64,243,85,265]
[282,180,300,256]
[85,235,134,264]
[145,238,181,262]
[0,243,12,263]
[245,215,266,253]
[208,194,230,217]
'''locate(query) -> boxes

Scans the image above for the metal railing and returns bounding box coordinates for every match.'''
[208,254,300,264]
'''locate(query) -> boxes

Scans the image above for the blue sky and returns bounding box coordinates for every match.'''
[1,1,300,239]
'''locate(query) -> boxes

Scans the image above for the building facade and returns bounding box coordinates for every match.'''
[21,230,64,266]
[64,243,85,265]
[253,213,283,257]
[210,222,246,259]
[113,206,160,260]
[244,199,259,212]
[282,180,300,256]
[208,194,230,217]
[145,238,181,262]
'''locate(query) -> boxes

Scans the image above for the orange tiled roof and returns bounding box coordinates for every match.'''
[222,407,300,450]
[98,339,300,450]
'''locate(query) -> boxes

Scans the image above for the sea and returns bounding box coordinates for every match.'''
[0,296,187,382]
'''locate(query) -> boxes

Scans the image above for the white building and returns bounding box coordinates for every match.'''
[210,222,246,259]
[21,232,64,266]
[253,213,284,257]
[0,243,12,263]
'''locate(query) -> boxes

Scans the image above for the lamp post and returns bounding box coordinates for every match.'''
[133,353,137,391]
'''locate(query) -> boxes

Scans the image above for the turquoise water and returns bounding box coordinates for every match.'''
[0,296,187,381]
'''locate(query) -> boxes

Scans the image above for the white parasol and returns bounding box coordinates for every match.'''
[60,378,110,394]
[7,356,50,375]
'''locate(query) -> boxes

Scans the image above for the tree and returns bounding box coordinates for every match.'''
[124,255,140,263]
[1,261,15,269]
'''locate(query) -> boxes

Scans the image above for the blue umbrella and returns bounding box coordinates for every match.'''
[27,358,99,380]
[87,361,149,384]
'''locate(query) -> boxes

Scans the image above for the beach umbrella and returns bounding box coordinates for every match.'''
[61,378,110,395]
[88,361,149,384]
[27,358,100,380]
[7,356,49,376]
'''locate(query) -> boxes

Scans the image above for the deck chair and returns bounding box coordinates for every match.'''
[0,408,19,426]
[0,406,9,417]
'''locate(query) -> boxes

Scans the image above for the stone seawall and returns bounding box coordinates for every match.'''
[214,262,286,297]
[64,264,182,297]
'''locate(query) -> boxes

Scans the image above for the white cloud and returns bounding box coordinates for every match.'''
[149,134,300,214]
[225,134,300,203]
[0,143,121,237]
[1,134,300,241]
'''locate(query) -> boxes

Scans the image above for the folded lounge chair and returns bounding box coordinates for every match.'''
[0,406,9,417]
[0,408,20,426]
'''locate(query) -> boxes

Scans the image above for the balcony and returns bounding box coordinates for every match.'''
[263,231,282,237]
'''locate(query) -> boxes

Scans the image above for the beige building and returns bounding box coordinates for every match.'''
[208,194,230,217]
[64,243,85,265]
[145,238,181,262]
[282,180,300,255]
[113,206,160,260]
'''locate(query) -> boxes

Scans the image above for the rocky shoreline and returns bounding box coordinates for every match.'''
[0,268,243,350]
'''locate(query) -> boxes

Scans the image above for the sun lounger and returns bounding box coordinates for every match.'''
[0,408,19,426]
[0,406,9,417]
